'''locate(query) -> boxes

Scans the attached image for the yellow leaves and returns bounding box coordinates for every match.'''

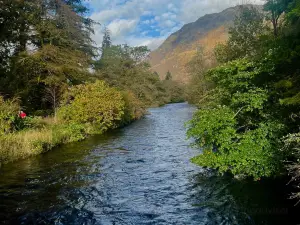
[58,81,126,133]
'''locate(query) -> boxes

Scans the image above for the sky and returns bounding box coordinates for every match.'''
[86,0,264,50]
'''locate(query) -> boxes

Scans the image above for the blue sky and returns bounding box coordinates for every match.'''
[86,0,263,50]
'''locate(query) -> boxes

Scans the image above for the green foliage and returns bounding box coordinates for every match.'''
[101,27,112,55]
[52,123,86,143]
[95,43,178,107]
[0,96,20,135]
[162,80,185,103]
[286,0,300,22]
[187,58,286,179]
[120,91,145,126]
[214,6,265,63]
[0,122,87,164]
[187,1,300,194]
[188,106,284,179]
[185,48,215,104]
[3,44,91,113]
[0,0,95,112]
[58,81,125,132]
[264,0,291,36]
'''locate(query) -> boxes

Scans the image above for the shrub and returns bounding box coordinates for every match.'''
[24,116,52,129]
[186,59,286,180]
[187,106,284,179]
[0,96,20,135]
[120,91,145,125]
[283,133,300,203]
[52,123,86,144]
[58,81,125,132]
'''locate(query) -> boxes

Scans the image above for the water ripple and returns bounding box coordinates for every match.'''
[0,103,299,225]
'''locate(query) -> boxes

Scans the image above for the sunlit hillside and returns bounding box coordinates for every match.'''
[149,5,254,83]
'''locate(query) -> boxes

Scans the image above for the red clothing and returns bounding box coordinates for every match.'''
[19,112,26,119]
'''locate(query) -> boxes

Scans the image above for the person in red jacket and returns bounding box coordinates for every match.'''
[19,111,27,119]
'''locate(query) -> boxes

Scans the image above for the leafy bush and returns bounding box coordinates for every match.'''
[0,96,20,135]
[188,107,284,179]
[283,133,300,203]
[58,81,125,132]
[23,116,51,129]
[120,91,145,126]
[52,123,86,143]
[187,59,285,179]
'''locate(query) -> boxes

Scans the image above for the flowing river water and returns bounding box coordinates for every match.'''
[0,103,299,225]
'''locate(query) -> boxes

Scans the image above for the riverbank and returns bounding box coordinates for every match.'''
[0,81,149,166]
[0,83,185,167]
[0,119,90,165]
[0,116,146,166]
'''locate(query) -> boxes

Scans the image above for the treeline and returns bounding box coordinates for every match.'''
[186,1,300,200]
[0,0,184,164]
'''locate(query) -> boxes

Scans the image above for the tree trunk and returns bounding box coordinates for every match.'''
[15,0,27,54]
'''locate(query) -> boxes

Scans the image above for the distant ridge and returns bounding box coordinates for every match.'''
[149,5,262,83]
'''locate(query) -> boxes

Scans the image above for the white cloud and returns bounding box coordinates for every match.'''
[88,0,265,50]
[163,20,176,28]
[107,19,138,39]
[126,36,167,50]
[179,0,265,23]
[90,9,119,23]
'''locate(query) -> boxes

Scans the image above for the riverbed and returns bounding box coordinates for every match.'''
[0,103,299,224]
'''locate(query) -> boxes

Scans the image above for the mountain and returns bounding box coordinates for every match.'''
[148,5,249,83]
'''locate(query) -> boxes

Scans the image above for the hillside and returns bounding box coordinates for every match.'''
[149,5,249,83]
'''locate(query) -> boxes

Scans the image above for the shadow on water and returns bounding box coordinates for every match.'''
[188,171,300,225]
[0,103,299,225]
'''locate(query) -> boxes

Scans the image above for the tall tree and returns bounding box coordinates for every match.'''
[214,5,264,62]
[102,27,112,51]
[264,0,292,36]
[0,0,96,113]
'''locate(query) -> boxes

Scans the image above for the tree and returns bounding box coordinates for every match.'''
[165,71,172,80]
[0,0,96,112]
[186,48,215,104]
[214,5,265,62]
[94,44,171,107]
[264,0,291,36]
[285,0,300,23]
[101,27,111,58]
[0,96,20,135]
[43,76,66,119]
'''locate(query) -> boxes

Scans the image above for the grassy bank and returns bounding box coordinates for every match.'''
[0,116,141,166]
[0,119,87,164]
[0,81,146,165]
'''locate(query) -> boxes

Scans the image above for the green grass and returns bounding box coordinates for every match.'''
[0,118,101,165]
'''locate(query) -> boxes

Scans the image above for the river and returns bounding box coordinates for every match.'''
[0,103,299,225]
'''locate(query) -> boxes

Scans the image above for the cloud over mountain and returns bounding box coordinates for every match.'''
[87,0,264,50]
